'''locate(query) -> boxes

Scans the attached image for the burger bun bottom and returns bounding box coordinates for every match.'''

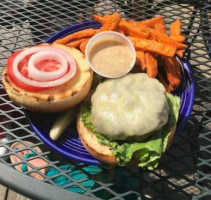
[77,118,176,165]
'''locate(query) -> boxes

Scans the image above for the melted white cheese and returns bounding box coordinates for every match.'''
[91,73,169,140]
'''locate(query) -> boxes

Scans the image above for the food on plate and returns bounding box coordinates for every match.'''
[170,19,185,43]
[150,31,186,50]
[164,57,181,91]
[50,108,76,140]
[145,52,158,78]
[77,73,180,169]
[55,29,97,45]
[2,12,187,168]
[66,38,88,48]
[55,13,186,91]
[138,16,164,27]
[119,19,149,39]
[98,12,122,32]
[85,31,136,78]
[154,20,167,34]
[79,39,89,53]
[170,19,185,58]
[128,36,177,57]
[2,43,93,112]
[136,51,146,72]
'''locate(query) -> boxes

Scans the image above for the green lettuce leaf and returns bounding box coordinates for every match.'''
[80,93,180,170]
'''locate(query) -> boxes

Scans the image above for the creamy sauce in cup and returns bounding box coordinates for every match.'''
[88,39,133,77]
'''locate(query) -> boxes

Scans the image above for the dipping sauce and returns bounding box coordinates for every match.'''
[88,39,134,77]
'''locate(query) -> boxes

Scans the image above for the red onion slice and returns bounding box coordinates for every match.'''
[28,51,68,81]
[13,46,77,88]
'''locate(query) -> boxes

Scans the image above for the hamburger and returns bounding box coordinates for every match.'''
[77,73,180,170]
[2,43,93,112]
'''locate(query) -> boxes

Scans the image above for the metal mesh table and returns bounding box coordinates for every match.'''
[0,0,210,199]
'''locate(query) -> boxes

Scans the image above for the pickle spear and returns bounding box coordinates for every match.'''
[50,109,75,140]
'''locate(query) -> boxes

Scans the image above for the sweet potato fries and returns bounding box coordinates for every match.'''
[54,13,187,92]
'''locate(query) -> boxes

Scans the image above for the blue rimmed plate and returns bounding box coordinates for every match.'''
[25,21,195,165]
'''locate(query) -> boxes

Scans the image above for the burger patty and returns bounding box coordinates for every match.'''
[91,73,169,140]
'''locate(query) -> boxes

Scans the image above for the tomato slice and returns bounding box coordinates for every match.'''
[7,50,46,91]
[7,47,73,91]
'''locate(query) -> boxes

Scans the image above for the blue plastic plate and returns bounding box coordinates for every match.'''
[25,21,195,165]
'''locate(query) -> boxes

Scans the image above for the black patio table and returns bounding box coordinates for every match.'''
[0,0,210,200]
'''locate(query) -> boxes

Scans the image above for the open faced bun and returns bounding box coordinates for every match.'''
[77,117,176,165]
[77,117,118,165]
[2,43,93,112]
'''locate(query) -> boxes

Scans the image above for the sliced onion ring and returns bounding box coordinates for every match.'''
[28,51,68,82]
[13,46,77,88]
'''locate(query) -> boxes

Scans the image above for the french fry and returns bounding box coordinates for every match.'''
[176,50,184,58]
[128,36,177,57]
[93,14,124,34]
[79,39,89,53]
[128,20,137,26]
[93,14,125,34]
[99,12,121,31]
[170,19,186,42]
[139,16,163,27]
[150,31,187,50]
[157,73,170,92]
[55,29,96,44]
[116,26,124,34]
[170,19,186,57]
[128,20,152,33]
[66,38,88,48]
[119,19,149,38]
[145,52,158,78]
[170,19,181,36]
[155,21,167,35]
[136,51,146,71]
[93,14,109,24]
[170,35,186,43]
[164,57,181,91]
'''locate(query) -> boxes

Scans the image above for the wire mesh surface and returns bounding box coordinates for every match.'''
[0,0,210,199]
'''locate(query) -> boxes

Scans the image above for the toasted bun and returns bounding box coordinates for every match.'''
[2,43,93,112]
[77,117,176,165]
[77,117,118,165]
